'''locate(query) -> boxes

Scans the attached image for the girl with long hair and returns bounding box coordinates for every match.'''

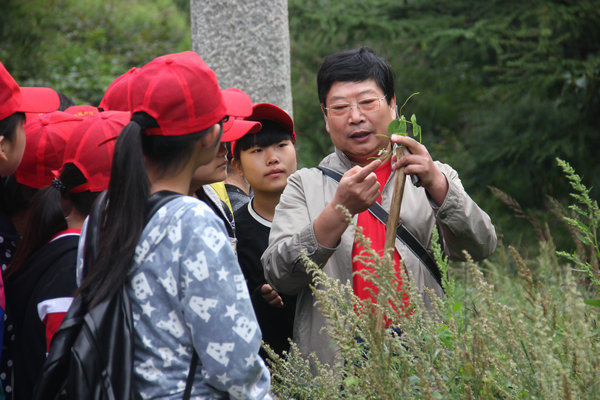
[77,52,271,399]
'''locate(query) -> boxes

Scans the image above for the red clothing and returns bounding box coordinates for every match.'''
[48,228,81,243]
[351,160,410,322]
[3,227,80,399]
[41,228,81,350]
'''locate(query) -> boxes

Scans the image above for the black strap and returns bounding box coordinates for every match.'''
[86,190,199,397]
[83,190,182,277]
[146,190,182,221]
[183,351,198,400]
[317,166,442,287]
[147,191,198,399]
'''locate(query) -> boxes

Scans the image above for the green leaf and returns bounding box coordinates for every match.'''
[399,117,407,134]
[409,113,422,142]
[388,118,407,135]
[414,123,422,142]
[410,113,417,127]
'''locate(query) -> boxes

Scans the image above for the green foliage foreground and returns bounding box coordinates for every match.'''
[266,159,599,399]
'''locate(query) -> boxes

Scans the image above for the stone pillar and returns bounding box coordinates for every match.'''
[190,0,293,116]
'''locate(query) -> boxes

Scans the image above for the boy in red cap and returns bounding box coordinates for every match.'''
[232,103,297,359]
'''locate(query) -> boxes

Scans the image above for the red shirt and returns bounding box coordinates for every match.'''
[351,160,410,322]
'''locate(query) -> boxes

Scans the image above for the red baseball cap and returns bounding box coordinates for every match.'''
[98,67,137,112]
[0,62,60,121]
[60,110,130,193]
[14,111,83,189]
[221,88,261,142]
[249,103,295,140]
[231,103,295,156]
[129,51,226,136]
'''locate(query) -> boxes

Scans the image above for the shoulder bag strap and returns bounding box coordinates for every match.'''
[317,166,442,287]
[146,190,200,399]
[83,190,181,274]
[86,190,199,398]
[183,352,198,400]
[146,190,181,220]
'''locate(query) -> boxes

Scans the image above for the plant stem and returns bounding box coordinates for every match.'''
[384,145,408,254]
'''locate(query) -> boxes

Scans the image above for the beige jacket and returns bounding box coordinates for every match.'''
[262,148,497,366]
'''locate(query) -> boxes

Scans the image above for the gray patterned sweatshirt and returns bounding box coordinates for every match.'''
[79,195,272,399]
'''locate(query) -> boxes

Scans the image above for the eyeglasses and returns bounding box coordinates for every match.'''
[324,95,387,117]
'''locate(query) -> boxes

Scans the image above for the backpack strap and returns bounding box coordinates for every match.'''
[146,190,181,221]
[87,190,200,396]
[183,352,198,400]
[146,191,199,399]
[82,190,182,278]
[317,166,443,287]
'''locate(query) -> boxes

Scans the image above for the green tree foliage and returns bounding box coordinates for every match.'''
[288,0,403,168]
[288,0,600,246]
[392,0,600,206]
[0,0,191,105]
[3,0,598,247]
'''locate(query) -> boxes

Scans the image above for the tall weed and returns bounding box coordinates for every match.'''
[266,159,599,399]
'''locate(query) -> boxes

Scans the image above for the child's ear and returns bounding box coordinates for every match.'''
[0,136,9,163]
[232,158,244,177]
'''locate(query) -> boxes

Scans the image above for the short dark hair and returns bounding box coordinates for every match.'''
[317,47,395,108]
[0,112,25,140]
[57,91,75,111]
[234,120,294,160]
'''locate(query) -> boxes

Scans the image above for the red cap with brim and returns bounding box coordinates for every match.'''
[230,102,295,157]
[249,103,295,140]
[60,110,130,193]
[222,119,262,142]
[1,62,60,121]
[20,87,61,115]
[14,111,83,189]
[220,87,262,142]
[98,67,137,112]
[130,51,226,136]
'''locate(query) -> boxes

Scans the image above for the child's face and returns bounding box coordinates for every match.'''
[190,142,228,191]
[237,140,297,195]
[0,120,26,176]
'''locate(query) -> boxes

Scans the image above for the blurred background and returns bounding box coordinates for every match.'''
[2,0,599,252]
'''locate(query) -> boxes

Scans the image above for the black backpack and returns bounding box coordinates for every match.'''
[33,191,196,400]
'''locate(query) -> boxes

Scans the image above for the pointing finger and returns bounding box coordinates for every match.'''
[353,159,382,182]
